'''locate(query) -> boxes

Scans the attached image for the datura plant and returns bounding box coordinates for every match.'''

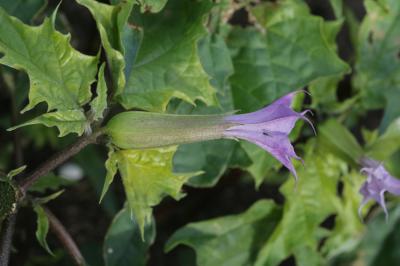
[0,0,400,265]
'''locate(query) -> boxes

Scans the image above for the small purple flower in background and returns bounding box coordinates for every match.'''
[224,92,314,180]
[359,158,400,220]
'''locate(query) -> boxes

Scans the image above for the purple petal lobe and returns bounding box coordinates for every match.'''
[223,91,313,180]
[358,159,400,220]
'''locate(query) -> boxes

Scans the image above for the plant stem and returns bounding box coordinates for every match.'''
[19,129,104,192]
[0,214,17,266]
[44,207,86,266]
[0,72,24,266]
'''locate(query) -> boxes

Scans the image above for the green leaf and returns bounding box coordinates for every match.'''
[29,173,74,193]
[8,109,88,137]
[0,180,17,221]
[117,0,217,112]
[172,33,236,187]
[321,171,365,260]
[366,117,400,161]
[7,165,26,179]
[100,144,118,203]
[318,119,363,165]
[116,146,192,238]
[165,200,282,266]
[229,7,349,113]
[0,0,46,23]
[103,205,156,266]
[353,0,400,129]
[137,0,167,13]
[33,204,53,255]
[90,63,108,121]
[0,8,98,112]
[35,190,64,205]
[254,146,347,266]
[76,0,133,96]
[358,205,400,265]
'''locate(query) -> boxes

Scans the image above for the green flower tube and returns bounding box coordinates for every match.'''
[105,111,231,149]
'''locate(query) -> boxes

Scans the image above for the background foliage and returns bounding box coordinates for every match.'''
[1,0,400,265]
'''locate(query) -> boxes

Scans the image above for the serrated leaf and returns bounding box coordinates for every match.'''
[254,148,347,266]
[117,0,217,112]
[8,109,88,137]
[228,10,349,113]
[137,0,167,13]
[321,171,364,260]
[116,146,192,238]
[33,205,53,255]
[172,33,236,187]
[0,0,46,23]
[0,8,98,112]
[165,200,282,266]
[103,205,156,266]
[353,0,400,129]
[76,0,133,96]
[100,145,118,203]
[90,63,108,121]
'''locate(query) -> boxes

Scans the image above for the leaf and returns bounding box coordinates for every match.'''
[172,33,236,187]
[321,171,365,260]
[76,0,133,96]
[33,204,53,255]
[137,0,167,13]
[358,205,400,265]
[0,8,98,112]
[8,109,88,137]
[35,190,64,205]
[90,63,108,121]
[116,146,192,238]
[165,200,282,266]
[318,119,363,165]
[353,0,400,130]
[7,165,26,179]
[29,173,74,193]
[254,145,347,266]
[103,205,156,266]
[100,144,118,203]
[117,0,217,112]
[0,180,17,221]
[366,117,400,161]
[229,6,349,113]
[0,0,46,23]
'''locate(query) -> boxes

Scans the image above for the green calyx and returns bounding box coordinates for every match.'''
[105,111,231,149]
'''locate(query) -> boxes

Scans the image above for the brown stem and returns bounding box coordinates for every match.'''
[43,207,86,266]
[19,129,104,192]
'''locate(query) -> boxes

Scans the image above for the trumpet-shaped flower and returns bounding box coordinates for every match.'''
[359,158,400,220]
[106,92,313,179]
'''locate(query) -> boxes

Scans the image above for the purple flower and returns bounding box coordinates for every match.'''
[359,158,400,220]
[223,92,314,180]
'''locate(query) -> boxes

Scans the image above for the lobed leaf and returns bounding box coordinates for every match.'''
[117,0,217,112]
[165,200,282,266]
